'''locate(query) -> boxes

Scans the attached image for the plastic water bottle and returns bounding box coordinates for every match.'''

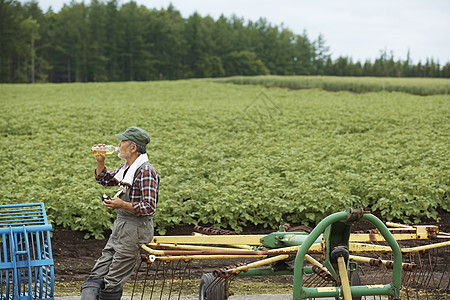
[91,145,118,155]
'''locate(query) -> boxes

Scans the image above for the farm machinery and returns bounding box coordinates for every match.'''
[131,208,450,300]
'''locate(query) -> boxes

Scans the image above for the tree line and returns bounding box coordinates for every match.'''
[1,0,449,83]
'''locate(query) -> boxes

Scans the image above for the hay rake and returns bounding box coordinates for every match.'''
[131,208,450,300]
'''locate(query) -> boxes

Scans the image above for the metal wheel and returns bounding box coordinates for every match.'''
[199,273,227,300]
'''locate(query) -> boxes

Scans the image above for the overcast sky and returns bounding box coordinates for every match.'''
[22,0,450,64]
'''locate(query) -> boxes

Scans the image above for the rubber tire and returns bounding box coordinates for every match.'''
[198,273,227,300]
[335,271,361,300]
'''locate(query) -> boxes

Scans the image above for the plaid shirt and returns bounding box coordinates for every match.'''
[95,162,159,216]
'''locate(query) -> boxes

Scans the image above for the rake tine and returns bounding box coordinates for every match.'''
[318,275,331,287]
[301,260,315,287]
[220,275,229,299]
[422,250,432,289]
[358,265,370,284]
[418,251,431,289]
[422,251,432,289]
[135,259,152,300]
[315,277,328,288]
[445,274,450,291]
[309,276,321,288]
[139,261,152,300]
[318,277,330,288]
[420,250,431,289]
[150,260,161,300]
[437,248,450,289]
[166,260,178,300]
[436,255,448,290]
[302,273,314,287]
[410,252,418,288]
[301,268,315,287]
[158,261,171,300]
[427,247,439,288]
[308,273,325,287]
[307,274,322,288]
[402,266,415,291]
[177,260,190,300]
[206,276,223,299]
[223,274,236,299]
[371,264,382,285]
[169,260,181,299]
[380,263,390,283]
[414,251,424,288]
[417,252,427,289]
[383,252,393,283]
[401,254,411,289]
[178,261,190,299]
[436,266,444,291]
[131,257,144,300]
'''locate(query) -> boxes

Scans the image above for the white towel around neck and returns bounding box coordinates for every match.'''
[114,153,149,186]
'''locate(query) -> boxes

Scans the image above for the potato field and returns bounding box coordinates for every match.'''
[1,77,449,238]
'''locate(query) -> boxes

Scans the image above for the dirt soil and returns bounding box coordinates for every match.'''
[52,210,450,283]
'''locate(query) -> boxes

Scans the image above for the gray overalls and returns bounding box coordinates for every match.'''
[82,163,154,300]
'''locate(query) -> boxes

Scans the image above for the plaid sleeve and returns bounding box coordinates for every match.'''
[95,165,122,186]
[131,165,159,216]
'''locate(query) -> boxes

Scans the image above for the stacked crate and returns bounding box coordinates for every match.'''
[0,203,54,300]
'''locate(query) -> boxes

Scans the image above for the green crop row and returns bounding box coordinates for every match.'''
[1,78,448,238]
[214,75,450,95]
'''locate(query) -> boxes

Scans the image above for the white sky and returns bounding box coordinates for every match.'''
[22,0,450,64]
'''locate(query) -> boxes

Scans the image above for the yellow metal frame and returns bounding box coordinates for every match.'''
[143,223,449,269]
[150,224,444,246]
[151,234,265,245]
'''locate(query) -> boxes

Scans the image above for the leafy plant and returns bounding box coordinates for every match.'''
[1,78,448,238]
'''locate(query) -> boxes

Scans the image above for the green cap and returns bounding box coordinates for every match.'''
[115,126,151,146]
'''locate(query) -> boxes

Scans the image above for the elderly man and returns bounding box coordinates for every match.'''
[81,126,159,300]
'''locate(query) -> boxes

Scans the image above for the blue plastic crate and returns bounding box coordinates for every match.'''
[0,203,54,300]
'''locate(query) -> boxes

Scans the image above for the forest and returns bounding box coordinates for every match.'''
[2,0,450,83]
